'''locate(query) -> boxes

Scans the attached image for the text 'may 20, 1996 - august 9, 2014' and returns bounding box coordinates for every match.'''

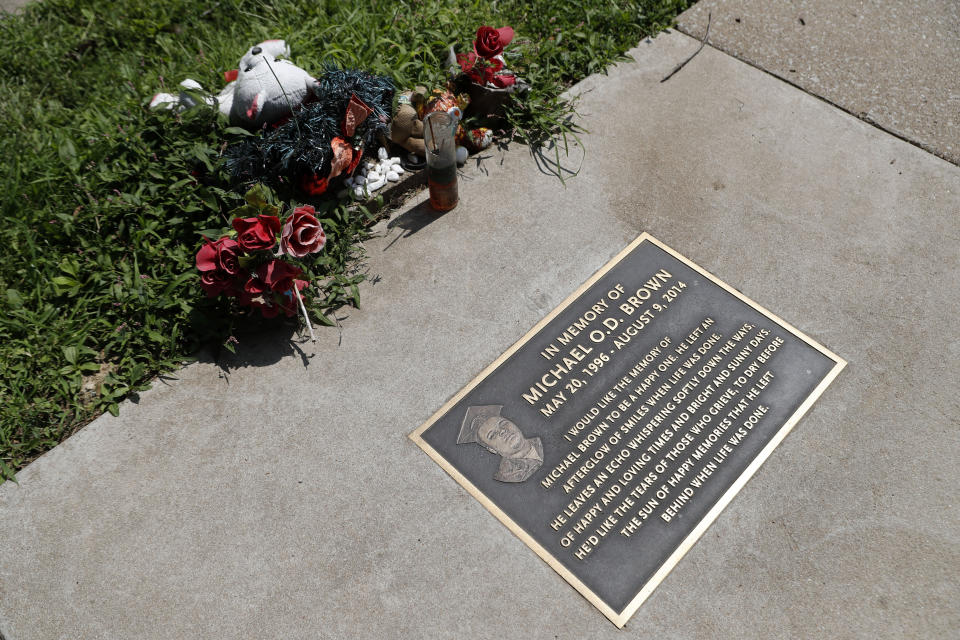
[410,233,846,628]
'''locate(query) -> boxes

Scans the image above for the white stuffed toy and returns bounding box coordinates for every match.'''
[150,39,320,129]
[226,40,319,128]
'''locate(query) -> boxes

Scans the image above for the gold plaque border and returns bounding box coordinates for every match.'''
[409,233,846,628]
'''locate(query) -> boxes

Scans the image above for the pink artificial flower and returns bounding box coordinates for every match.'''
[281,205,327,258]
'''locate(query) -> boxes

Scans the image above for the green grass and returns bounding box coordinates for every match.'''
[0,0,692,481]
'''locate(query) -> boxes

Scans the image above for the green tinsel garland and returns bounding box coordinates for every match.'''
[225,66,394,189]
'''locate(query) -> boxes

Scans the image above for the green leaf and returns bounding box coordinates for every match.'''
[196,228,228,239]
[315,312,335,327]
[60,257,79,277]
[224,127,253,136]
[62,346,78,364]
[161,272,197,297]
[198,189,219,212]
[0,459,17,484]
[228,203,259,219]
[6,289,23,308]
[58,137,80,172]
[244,184,276,209]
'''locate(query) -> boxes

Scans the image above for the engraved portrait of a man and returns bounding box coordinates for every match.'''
[457,405,543,483]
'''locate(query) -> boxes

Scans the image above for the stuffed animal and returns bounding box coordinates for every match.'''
[149,78,216,112]
[150,39,319,129]
[225,40,318,128]
[390,87,479,162]
[389,87,428,155]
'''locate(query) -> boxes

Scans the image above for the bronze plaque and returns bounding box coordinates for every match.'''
[410,234,845,627]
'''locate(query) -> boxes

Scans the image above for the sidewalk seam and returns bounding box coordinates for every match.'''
[672,26,960,169]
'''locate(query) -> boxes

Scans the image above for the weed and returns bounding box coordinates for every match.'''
[0,0,691,481]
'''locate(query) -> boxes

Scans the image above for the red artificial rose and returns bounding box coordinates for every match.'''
[239,276,308,318]
[242,276,269,296]
[457,52,484,84]
[241,289,280,318]
[196,236,243,297]
[199,269,232,297]
[457,52,511,86]
[238,276,268,308]
[232,214,280,251]
[281,205,327,258]
[474,25,514,59]
[491,72,516,88]
[480,58,504,85]
[196,236,241,275]
[457,51,478,73]
[257,259,303,293]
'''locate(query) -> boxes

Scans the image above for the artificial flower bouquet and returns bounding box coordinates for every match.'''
[195,186,326,337]
[452,25,521,118]
[455,26,517,89]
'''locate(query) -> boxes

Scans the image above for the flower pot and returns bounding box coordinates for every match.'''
[461,81,514,119]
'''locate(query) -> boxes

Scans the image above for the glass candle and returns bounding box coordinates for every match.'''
[423,111,459,212]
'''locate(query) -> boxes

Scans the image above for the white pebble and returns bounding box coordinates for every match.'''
[367,177,386,191]
[378,146,389,161]
[455,146,468,166]
[354,185,367,198]
[394,165,405,174]
[366,172,381,183]
[386,171,400,182]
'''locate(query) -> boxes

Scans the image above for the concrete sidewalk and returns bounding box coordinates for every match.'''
[678,0,960,165]
[1,31,957,639]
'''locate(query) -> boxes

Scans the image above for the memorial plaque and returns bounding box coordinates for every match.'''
[409,234,845,627]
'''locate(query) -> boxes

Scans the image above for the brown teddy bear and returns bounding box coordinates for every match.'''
[389,87,428,155]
